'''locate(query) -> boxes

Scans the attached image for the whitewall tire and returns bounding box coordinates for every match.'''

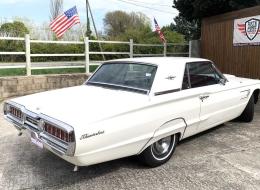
[139,134,178,167]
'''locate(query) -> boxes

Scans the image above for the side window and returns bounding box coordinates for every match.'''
[182,65,190,90]
[186,62,222,88]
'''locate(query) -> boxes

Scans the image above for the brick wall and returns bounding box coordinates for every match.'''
[0,74,90,101]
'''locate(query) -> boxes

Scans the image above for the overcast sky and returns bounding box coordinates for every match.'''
[0,0,178,31]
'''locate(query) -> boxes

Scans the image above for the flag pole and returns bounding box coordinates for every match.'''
[86,0,90,37]
[78,8,89,74]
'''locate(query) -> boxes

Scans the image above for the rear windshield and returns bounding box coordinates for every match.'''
[87,62,157,94]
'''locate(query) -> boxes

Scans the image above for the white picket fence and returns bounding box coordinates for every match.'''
[0,34,190,76]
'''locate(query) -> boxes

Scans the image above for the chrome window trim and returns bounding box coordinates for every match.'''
[86,61,158,95]
[154,88,181,96]
[87,81,150,95]
[184,61,226,89]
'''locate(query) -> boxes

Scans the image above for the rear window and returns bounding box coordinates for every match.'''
[87,62,157,93]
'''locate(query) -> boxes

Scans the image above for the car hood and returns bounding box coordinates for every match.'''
[225,74,260,85]
[11,85,149,128]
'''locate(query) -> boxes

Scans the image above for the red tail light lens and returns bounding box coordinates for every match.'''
[9,106,23,120]
[44,122,74,143]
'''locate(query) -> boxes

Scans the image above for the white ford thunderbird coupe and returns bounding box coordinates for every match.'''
[3,57,260,169]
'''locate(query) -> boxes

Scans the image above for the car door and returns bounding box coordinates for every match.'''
[178,64,202,138]
[184,61,245,133]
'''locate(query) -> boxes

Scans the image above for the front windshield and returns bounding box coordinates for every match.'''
[87,62,157,94]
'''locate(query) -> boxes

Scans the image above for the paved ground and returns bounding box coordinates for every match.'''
[0,101,260,190]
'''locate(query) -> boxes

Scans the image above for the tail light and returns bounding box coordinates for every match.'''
[10,107,23,119]
[4,103,24,123]
[43,122,74,143]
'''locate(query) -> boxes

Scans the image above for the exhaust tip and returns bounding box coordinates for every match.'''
[18,131,23,136]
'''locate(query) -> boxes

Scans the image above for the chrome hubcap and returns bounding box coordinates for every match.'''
[152,136,172,156]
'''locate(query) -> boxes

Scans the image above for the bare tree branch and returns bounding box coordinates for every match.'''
[50,0,64,21]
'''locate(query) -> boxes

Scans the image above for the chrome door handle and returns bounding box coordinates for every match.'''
[199,95,210,102]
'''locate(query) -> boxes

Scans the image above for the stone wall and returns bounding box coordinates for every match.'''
[0,74,90,101]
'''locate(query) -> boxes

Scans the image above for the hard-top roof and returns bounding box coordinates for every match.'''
[105,57,211,66]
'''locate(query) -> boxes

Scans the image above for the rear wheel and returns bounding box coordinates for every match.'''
[238,95,255,122]
[139,134,178,167]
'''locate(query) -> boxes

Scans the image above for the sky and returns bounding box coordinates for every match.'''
[0,0,178,32]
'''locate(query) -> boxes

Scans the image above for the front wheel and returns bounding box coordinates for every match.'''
[139,134,178,167]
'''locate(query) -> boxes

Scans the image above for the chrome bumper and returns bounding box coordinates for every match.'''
[5,114,70,156]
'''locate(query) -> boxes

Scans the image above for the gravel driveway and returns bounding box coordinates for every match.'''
[0,101,260,190]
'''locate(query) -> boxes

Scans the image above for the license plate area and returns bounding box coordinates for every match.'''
[31,132,43,149]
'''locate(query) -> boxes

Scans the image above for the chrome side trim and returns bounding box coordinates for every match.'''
[154,88,181,96]
[240,89,251,100]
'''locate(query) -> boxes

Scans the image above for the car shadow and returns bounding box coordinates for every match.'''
[19,149,148,189]
[35,124,231,188]
[5,122,229,189]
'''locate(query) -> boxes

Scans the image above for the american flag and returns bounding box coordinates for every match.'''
[50,6,80,38]
[154,18,166,43]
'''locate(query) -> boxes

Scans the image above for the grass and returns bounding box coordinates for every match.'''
[0,68,26,77]
[0,65,99,77]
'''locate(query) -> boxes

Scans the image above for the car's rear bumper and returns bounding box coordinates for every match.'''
[4,113,71,157]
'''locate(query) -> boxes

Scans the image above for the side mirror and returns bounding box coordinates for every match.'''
[219,78,227,86]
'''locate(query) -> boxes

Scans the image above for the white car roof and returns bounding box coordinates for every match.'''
[106,57,211,66]
[103,57,213,93]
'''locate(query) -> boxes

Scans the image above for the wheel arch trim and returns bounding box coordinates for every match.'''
[138,117,187,154]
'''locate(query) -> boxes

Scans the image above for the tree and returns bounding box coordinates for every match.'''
[171,16,200,41]
[50,0,63,21]
[161,25,185,43]
[0,21,29,37]
[103,11,151,38]
[172,0,260,39]
[50,0,63,40]
[173,0,260,22]
[85,16,92,37]
[0,21,29,62]
[103,11,185,43]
